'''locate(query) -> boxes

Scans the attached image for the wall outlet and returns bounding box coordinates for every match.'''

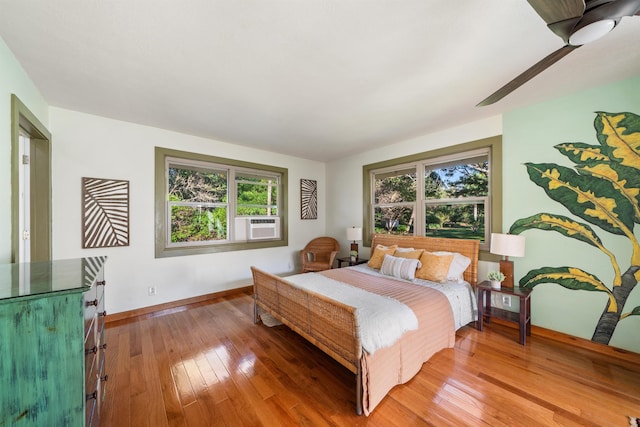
[148,286,156,296]
[501,295,511,307]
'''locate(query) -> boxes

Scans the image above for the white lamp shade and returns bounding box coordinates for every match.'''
[346,227,362,241]
[490,233,525,257]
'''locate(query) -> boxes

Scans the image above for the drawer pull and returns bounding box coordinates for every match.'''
[86,299,98,307]
[86,391,97,401]
[98,310,107,317]
[97,280,106,286]
[101,374,109,382]
[85,346,98,355]
[100,343,108,350]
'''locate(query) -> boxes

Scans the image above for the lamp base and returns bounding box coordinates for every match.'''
[350,242,359,257]
[500,259,514,288]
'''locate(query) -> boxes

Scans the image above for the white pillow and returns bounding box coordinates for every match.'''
[380,254,422,281]
[432,251,471,283]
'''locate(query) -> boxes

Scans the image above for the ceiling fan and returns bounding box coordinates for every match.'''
[477,0,640,107]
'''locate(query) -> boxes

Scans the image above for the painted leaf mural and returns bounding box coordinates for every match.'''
[556,141,640,222]
[82,177,130,248]
[524,162,634,236]
[621,306,640,320]
[594,112,640,167]
[511,213,605,248]
[520,267,617,312]
[576,162,640,222]
[555,142,611,164]
[510,111,640,345]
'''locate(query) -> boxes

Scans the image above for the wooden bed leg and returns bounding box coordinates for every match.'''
[356,363,363,415]
[253,294,259,324]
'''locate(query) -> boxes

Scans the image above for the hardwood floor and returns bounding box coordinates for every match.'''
[102,292,640,427]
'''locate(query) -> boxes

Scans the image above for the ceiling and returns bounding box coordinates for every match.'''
[1,1,639,162]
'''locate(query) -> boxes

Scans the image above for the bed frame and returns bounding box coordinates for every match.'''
[250,234,479,415]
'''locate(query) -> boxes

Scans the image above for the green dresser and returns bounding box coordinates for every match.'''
[0,257,107,427]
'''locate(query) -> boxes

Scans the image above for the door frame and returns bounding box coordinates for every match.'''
[11,94,52,262]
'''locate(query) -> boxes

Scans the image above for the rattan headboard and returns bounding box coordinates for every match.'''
[370,234,479,285]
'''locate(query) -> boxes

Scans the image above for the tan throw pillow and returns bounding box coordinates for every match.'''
[393,248,424,260]
[368,244,398,269]
[416,251,454,283]
[432,251,471,283]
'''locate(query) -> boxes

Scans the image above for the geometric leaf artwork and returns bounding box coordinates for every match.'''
[300,178,318,220]
[82,177,130,248]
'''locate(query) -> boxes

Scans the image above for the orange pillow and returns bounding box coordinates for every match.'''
[393,248,424,260]
[416,251,454,283]
[368,244,398,269]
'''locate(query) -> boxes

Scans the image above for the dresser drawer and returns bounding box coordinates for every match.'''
[86,386,97,427]
[85,323,97,376]
[85,313,106,381]
[84,270,107,426]
[84,278,105,335]
[86,348,107,427]
[84,288,98,340]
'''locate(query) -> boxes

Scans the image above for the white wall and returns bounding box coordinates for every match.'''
[49,107,326,314]
[325,116,502,263]
[1,33,502,316]
[0,38,49,263]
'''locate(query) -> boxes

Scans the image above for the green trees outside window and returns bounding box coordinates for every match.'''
[424,160,487,240]
[374,167,416,234]
[155,147,288,257]
[167,160,281,245]
[169,165,228,242]
[371,150,489,243]
[236,173,279,216]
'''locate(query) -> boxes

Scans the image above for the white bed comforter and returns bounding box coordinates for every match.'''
[350,264,478,330]
[285,272,418,355]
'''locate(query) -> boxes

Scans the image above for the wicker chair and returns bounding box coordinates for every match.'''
[300,237,340,273]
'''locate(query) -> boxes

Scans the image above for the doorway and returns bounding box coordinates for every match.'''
[11,95,52,263]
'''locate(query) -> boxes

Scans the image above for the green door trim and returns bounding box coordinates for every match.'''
[11,94,52,262]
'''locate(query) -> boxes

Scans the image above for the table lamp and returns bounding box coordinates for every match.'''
[490,233,525,288]
[346,226,362,257]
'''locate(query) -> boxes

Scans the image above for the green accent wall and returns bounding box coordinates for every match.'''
[503,76,640,353]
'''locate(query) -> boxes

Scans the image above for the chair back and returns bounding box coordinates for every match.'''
[300,237,340,272]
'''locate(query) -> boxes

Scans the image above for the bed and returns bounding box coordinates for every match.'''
[250,234,479,415]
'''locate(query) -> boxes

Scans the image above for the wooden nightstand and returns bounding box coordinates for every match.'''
[335,257,368,268]
[476,281,532,345]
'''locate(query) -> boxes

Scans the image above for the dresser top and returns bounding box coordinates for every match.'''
[0,256,107,301]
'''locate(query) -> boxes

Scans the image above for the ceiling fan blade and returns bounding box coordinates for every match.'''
[528,0,586,41]
[527,0,585,25]
[476,45,579,107]
[584,0,640,20]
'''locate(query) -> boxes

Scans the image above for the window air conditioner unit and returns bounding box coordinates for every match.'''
[235,217,280,241]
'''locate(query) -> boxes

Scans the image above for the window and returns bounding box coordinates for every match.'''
[364,136,501,251]
[373,166,417,235]
[236,171,279,216]
[155,147,288,257]
[168,162,228,244]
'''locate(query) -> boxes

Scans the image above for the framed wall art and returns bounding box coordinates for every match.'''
[300,178,317,220]
[82,177,130,248]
